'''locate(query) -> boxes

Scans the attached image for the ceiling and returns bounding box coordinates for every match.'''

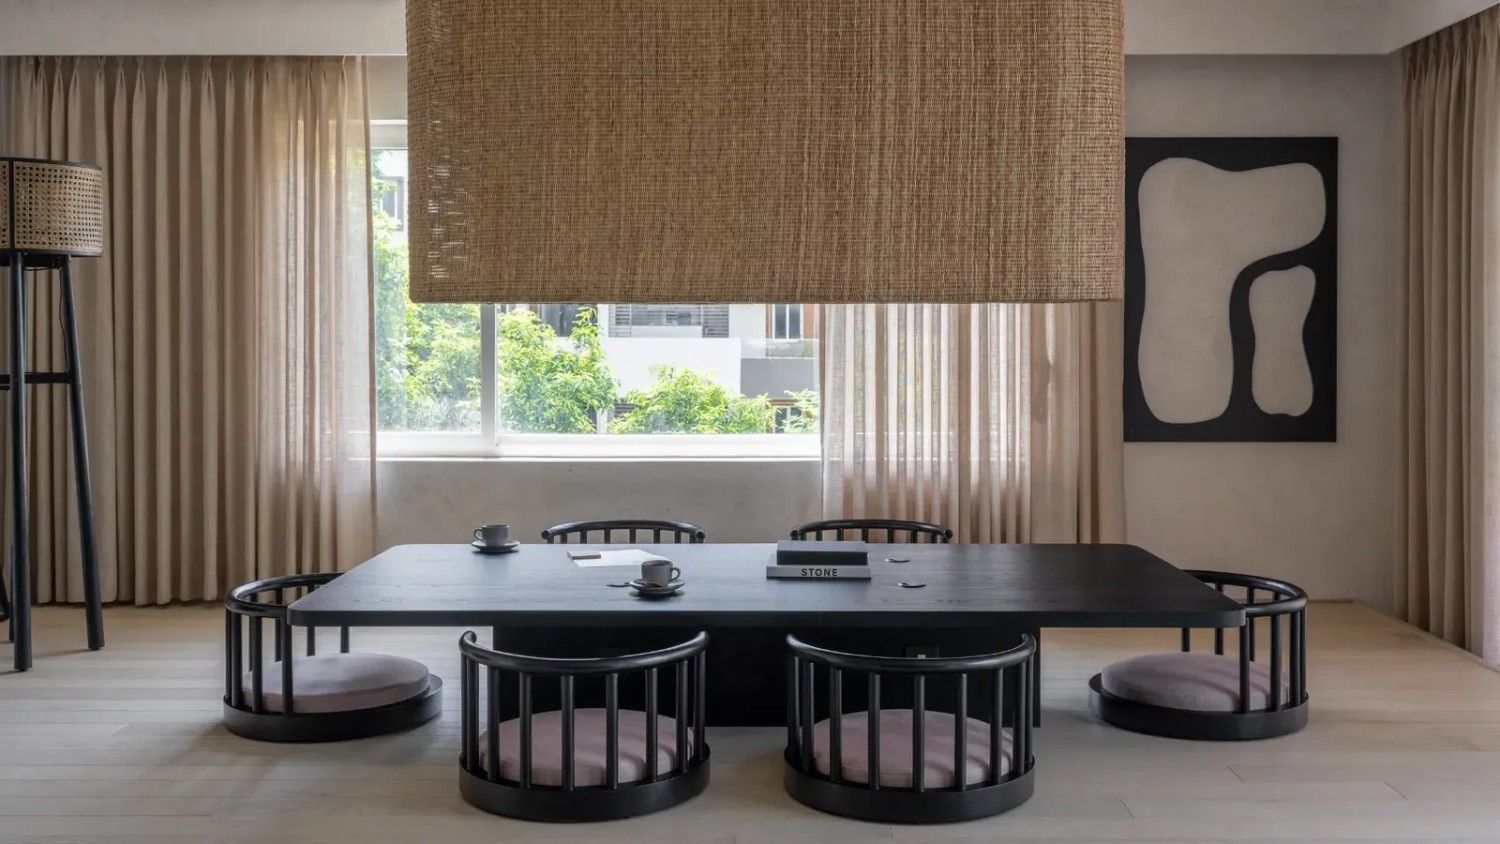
[0,0,1496,56]
[1126,0,1500,54]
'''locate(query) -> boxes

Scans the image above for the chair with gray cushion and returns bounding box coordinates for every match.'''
[784,633,1036,824]
[222,574,442,742]
[1089,570,1309,741]
[457,630,710,821]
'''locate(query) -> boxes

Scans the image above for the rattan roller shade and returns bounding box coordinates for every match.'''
[406,1,1124,303]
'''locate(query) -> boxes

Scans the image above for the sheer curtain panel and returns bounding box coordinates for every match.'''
[2,56,376,604]
[820,303,1125,544]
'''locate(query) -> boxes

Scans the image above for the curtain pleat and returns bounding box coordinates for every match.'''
[1397,7,1500,661]
[2,56,376,605]
[819,303,1124,544]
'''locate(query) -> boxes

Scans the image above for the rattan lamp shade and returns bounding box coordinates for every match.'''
[1,158,105,257]
[406,0,1123,304]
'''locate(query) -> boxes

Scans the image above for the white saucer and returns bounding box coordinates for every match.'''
[471,539,520,555]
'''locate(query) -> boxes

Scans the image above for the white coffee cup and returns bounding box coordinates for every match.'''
[473,524,511,547]
[640,558,681,587]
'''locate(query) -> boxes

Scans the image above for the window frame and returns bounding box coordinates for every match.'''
[771,303,804,340]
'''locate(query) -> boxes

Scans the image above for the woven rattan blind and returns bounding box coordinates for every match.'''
[407,0,1123,304]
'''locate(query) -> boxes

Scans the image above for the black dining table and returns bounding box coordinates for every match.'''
[290,542,1243,725]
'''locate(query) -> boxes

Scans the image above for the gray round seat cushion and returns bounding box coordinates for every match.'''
[477,708,691,787]
[240,652,431,714]
[810,709,1015,788]
[1101,652,1289,713]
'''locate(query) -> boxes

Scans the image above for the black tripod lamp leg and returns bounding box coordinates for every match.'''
[60,260,103,651]
[9,256,32,671]
[0,553,9,628]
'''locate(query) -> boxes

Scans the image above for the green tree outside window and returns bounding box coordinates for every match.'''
[498,308,616,433]
[612,365,775,434]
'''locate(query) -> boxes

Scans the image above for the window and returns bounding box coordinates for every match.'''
[373,128,819,457]
[771,303,804,340]
[374,153,407,232]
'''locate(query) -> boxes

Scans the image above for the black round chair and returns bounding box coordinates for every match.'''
[457,630,710,822]
[222,573,442,742]
[789,518,953,543]
[783,633,1036,824]
[1090,570,1309,741]
[540,519,706,544]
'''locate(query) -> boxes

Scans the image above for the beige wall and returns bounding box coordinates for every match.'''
[367,56,407,121]
[376,459,821,546]
[376,55,1403,609]
[1122,55,1401,610]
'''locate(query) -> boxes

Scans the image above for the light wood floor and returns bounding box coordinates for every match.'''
[4,603,1500,842]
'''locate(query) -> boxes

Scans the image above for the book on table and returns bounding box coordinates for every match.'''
[766,540,871,580]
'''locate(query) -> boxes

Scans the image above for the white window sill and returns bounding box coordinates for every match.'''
[377,432,820,461]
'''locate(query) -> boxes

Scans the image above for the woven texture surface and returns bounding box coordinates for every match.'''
[407,0,1124,303]
[0,162,9,250]
[2,157,105,255]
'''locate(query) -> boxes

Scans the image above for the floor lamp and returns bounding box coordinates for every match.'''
[0,157,106,672]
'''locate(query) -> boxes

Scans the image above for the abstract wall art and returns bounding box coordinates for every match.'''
[1124,137,1337,442]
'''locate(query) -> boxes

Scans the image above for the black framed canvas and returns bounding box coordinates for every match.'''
[1123,137,1337,442]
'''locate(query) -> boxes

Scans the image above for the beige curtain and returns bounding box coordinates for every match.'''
[2,56,376,605]
[1398,8,1500,662]
[820,303,1125,543]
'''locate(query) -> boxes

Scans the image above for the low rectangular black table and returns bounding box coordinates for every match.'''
[291,542,1241,725]
[290,542,1242,629]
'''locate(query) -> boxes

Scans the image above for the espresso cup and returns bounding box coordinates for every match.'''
[473,524,510,547]
[640,558,681,587]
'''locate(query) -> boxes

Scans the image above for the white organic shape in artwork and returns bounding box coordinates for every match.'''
[1249,266,1315,416]
[1138,158,1324,423]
